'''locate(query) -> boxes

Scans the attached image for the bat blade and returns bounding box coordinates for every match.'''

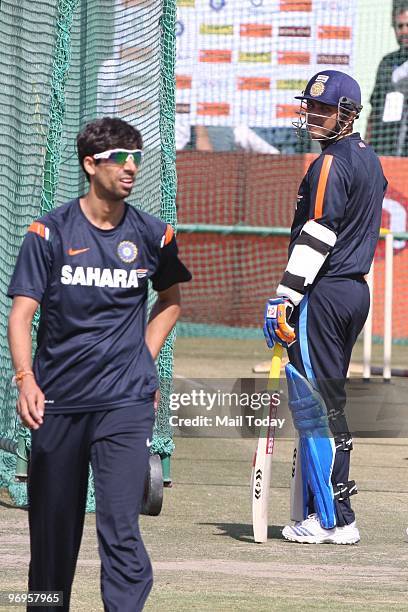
[290,432,304,522]
[251,343,283,543]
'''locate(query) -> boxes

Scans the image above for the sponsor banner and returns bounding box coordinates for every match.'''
[278,51,311,65]
[240,23,272,37]
[280,0,313,11]
[277,79,308,90]
[278,26,311,37]
[200,24,234,35]
[317,25,351,39]
[176,103,191,113]
[317,53,350,65]
[199,49,232,62]
[176,75,193,89]
[238,51,272,63]
[237,77,271,91]
[197,102,230,116]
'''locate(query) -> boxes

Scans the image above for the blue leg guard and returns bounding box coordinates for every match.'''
[286,363,336,529]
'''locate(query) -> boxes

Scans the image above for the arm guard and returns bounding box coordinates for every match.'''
[277,220,337,305]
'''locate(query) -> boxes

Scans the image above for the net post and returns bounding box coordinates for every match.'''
[363,262,374,381]
[383,233,394,382]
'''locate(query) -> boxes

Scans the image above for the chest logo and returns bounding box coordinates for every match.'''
[68,247,90,256]
[61,265,139,288]
[117,241,138,263]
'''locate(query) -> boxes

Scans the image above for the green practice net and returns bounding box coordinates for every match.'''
[0,0,177,506]
[174,0,408,346]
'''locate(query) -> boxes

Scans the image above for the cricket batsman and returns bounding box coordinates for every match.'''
[263,71,388,544]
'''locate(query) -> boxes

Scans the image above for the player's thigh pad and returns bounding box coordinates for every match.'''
[286,363,336,529]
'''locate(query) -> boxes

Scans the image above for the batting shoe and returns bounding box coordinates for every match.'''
[282,513,360,545]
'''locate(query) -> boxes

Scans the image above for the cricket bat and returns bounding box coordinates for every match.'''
[251,343,283,543]
[290,432,304,522]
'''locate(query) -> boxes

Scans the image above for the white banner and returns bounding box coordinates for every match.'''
[176,0,357,127]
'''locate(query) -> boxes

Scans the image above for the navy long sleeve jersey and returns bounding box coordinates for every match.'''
[289,133,388,277]
[8,199,191,413]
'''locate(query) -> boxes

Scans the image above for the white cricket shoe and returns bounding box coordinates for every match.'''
[282,513,360,545]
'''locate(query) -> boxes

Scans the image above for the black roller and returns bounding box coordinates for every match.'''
[141,454,163,516]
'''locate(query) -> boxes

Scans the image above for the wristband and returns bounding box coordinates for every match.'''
[12,371,35,386]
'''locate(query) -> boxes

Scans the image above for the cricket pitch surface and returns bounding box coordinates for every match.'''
[1,338,407,611]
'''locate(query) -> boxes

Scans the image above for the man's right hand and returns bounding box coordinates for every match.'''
[16,375,45,430]
[263,297,296,349]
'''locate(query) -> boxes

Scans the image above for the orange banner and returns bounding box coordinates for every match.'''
[176,75,192,89]
[276,104,298,118]
[199,50,232,63]
[318,25,351,39]
[197,102,230,116]
[240,23,272,37]
[280,0,312,11]
[278,51,310,65]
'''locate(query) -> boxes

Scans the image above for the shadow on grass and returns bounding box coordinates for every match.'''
[0,500,28,510]
[198,522,284,543]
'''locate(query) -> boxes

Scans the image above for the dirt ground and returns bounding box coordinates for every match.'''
[1,338,407,611]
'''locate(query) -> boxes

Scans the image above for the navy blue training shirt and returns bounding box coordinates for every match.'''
[8,198,191,413]
[289,132,388,277]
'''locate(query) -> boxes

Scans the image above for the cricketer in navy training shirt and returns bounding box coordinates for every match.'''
[7,117,193,612]
[8,197,191,412]
[264,70,388,546]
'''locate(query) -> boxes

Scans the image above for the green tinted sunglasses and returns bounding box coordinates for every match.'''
[93,148,143,167]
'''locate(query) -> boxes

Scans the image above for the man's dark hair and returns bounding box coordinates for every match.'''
[392,0,408,23]
[77,117,143,179]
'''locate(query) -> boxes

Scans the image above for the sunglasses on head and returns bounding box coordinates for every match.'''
[93,148,143,167]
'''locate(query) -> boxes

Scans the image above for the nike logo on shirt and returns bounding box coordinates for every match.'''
[68,247,90,256]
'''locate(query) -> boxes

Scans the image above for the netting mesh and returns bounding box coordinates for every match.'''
[0,0,177,505]
[175,0,408,344]
[0,0,60,506]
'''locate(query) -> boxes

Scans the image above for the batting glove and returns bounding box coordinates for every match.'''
[263,297,296,349]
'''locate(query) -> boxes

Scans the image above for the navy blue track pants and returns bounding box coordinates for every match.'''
[27,403,154,612]
[288,275,370,526]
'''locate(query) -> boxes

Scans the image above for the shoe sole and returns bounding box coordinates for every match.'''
[282,531,360,545]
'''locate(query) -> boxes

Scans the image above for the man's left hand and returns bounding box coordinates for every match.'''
[263,297,296,349]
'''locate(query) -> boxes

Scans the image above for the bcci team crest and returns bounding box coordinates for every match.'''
[310,82,325,97]
[117,241,138,263]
